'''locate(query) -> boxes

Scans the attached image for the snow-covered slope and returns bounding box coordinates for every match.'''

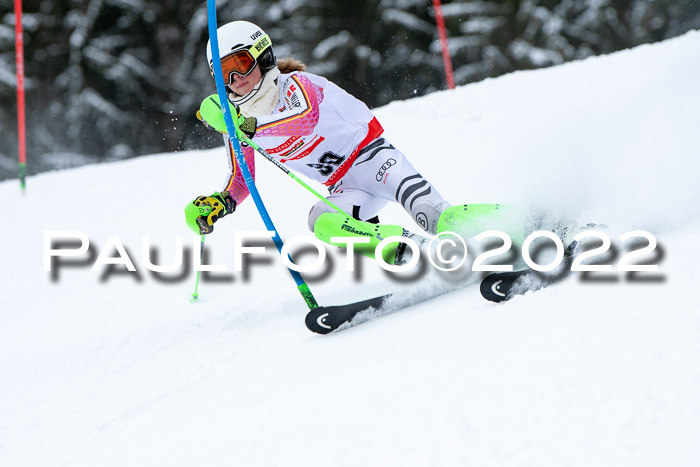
[1,31,699,466]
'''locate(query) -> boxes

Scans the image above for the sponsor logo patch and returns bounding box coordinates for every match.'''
[268,136,302,154]
[340,224,372,236]
[415,212,428,230]
[376,158,397,182]
[255,36,269,52]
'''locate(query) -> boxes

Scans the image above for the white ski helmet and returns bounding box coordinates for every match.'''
[206,21,276,83]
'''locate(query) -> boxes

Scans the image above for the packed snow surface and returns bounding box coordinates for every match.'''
[2,30,699,466]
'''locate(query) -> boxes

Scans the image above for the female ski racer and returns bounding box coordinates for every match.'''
[186,20,505,265]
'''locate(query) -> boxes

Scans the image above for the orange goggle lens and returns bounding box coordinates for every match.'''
[220,49,257,84]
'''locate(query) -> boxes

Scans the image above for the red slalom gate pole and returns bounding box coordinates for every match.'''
[432,0,455,90]
[15,0,27,191]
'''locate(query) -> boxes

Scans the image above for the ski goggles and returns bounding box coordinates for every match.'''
[217,34,272,85]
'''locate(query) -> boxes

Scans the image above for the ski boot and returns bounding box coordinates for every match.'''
[436,204,530,244]
[313,212,430,266]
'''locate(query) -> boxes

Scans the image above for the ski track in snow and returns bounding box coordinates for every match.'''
[1,30,700,466]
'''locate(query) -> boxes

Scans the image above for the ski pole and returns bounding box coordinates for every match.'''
[190,235,205,302]
[207,0,318,311]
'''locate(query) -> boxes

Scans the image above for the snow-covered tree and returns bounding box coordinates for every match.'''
[1,0,698,180]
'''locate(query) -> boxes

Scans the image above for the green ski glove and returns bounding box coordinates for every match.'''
[198,94,257,138]
[185,191,236,235]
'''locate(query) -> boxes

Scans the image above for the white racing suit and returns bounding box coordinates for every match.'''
[221,71,450,235]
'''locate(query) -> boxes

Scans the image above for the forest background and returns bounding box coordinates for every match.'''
[1,0,698,180]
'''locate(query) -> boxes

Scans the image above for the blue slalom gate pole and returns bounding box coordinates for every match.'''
[206,0,318,310]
